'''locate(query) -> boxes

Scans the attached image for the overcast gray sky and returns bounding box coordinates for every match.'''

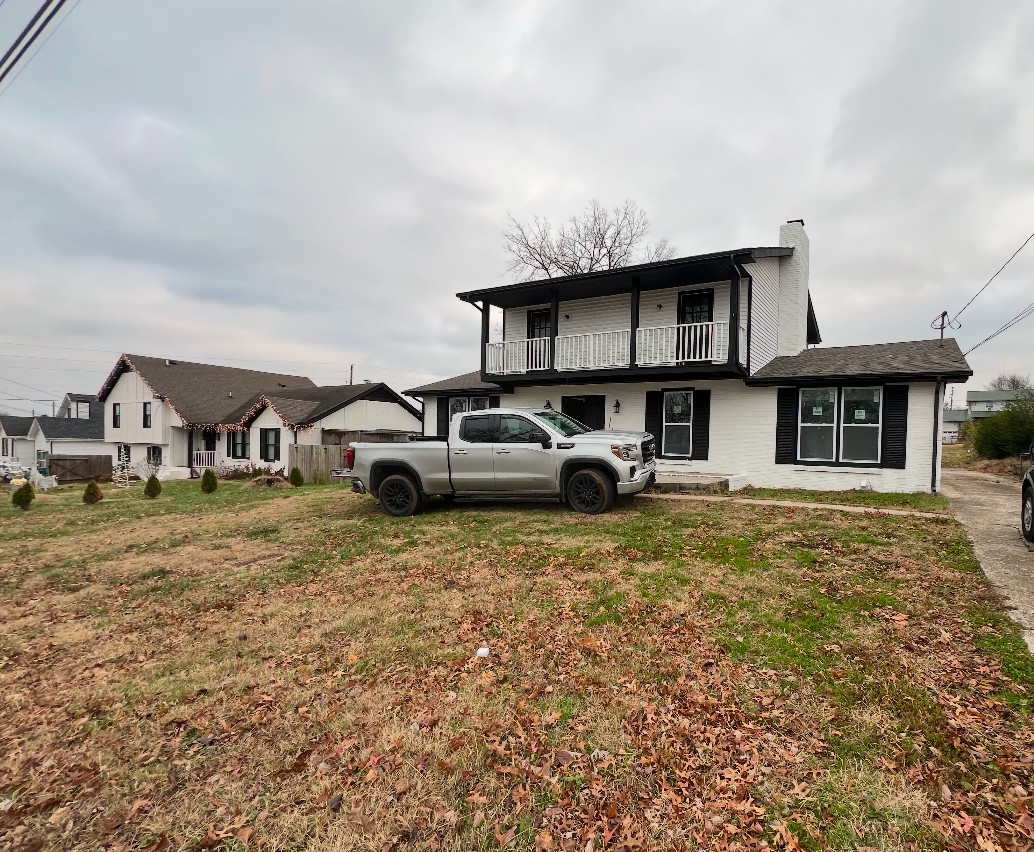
[1,0,1031,414]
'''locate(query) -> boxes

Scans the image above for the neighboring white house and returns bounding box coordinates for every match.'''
[97,354,421,478]
[56,392,99,420]
[29,415,114,471]
[941,409,969,443]
[406,219,973,493]
[0,416,36,465]
[965,390,1026,420]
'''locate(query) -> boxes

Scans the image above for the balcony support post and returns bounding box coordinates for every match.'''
[549,289,559,370]
[727,258,740,367]
[630,276,640,367]
[479,300,489,378]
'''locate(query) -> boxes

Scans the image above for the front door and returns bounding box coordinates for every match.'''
[677,288,714,361]
[493,414,558,494]
[561,395,606,431]
[449,413,497,493]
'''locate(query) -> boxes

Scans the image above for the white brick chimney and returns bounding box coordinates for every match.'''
[777,219,810,356]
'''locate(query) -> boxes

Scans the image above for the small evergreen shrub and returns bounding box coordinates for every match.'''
[83,480,103,504]
[143,475,162,499]
[11,482,34,511]
[201,468,218,494]
[288,467,304,487]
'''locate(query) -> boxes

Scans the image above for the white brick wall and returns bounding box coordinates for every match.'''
[777,222,809,357]
[499,379,939,493]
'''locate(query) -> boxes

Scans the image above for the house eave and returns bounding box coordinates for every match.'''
[745,370,974,387]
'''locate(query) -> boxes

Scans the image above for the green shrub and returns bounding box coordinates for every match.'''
[973,399,1034,459]
[11,482,34,511]
[288,467,304,487]
[201,468,218,494]
[83,480,103,504]
[143,475,162,499]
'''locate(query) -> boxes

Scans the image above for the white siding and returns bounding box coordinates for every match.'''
[748,257,780,372]
[558,294,632,336]
[250,407,289,470]
[45,439,115,458]
[422,397,438,436]
[499,380,940,493]
[315,400,421,433]
[738,279,748,366]
[503,304,550,342]
[104,370,177,446]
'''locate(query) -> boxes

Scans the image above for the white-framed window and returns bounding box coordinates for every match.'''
[146,446,162,466]
[449,397,469,420]
[37,450,48,470]
[841,387,882,463]
[228,431,250,459]
[798,388,837,461]
[1,438,7,456]
[662,391,693,457]
[76,401,90,419]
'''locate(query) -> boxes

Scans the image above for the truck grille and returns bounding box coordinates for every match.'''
[642,437,655,465]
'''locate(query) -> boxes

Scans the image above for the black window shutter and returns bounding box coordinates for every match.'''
[691,390,711,460]
[775,387,797,464]
[881,385,909,469]
[644,391,662,447]
[274,429,281,462]
[489,395,501,408]
[436,397,449,436]
[227,433,232,457]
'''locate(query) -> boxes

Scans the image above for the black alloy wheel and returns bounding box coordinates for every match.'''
[566,469,615,515]
[379,474,422,517]
[1023,487,1034,543]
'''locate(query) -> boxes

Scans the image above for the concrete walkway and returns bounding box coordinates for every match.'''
[638,491,949,519]
[941,468,1034,652]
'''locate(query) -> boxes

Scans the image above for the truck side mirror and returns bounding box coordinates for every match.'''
[540,437,553,449]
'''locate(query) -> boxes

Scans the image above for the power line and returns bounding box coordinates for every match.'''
[0,0,66,87]
[0,374,60,397]
[0,0,54,74]
[951,230,1034,323]
[964,300,1034,356]
[0,0,81,99]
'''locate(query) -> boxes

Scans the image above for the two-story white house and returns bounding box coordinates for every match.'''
[97,354,421,478]
[406,220,972,493]
[965,390,1027,420]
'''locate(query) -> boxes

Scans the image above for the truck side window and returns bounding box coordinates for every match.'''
[497,416,541,443]
[460,415,496,443]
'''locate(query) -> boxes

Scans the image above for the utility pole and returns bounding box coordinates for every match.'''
[349,364,354,386]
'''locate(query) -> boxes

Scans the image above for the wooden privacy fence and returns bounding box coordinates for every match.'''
[48,454,112,483]
[288,445,349,485]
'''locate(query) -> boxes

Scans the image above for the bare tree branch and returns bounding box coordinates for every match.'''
[987,372,1032,391]
[502,199,676,280]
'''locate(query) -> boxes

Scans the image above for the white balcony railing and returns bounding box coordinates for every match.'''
[555,330,631,370]
[485,337,551,374]
[635,321,728,366]
[193,450,217,469]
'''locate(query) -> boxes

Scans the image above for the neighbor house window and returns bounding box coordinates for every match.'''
[841,387,882,463]
[228,431,250,459]
[146,446,162,466]
[450,397,469,420]
[662,391,693,457]
[798,387,883,464]
[798,388,837,461]
[142,402,152,428]
[112,403,121,428]
[37,450,48,471]
[76,401,90,419]
[260,428,280,462]
[2,438,8,456]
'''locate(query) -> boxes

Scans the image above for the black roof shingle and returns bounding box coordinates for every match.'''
[405,371,502,396]
[0,416,36,437]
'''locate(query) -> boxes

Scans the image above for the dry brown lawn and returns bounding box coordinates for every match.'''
[1,481,1032,851]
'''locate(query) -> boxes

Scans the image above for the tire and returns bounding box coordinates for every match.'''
[378,474,423,517]
[1023,487,1034,543]
[566,468,615,515]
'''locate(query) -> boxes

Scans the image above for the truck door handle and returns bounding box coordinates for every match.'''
[495,449,510,454]
[453,449,468,455]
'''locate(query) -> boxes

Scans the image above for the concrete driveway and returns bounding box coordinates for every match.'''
[941,468,1034,651]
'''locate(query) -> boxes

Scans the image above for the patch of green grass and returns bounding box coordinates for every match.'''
[739,487,951,514]
[633,564,690,603]
[582,580,626,627]
[964,605,1034,711]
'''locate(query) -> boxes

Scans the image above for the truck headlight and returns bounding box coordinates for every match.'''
[611,443,637,461]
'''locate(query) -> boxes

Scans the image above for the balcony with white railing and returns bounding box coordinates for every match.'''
[635,321,728,366]
[193,450,217,469]
[555,330,630,370]
[485,337,551,374]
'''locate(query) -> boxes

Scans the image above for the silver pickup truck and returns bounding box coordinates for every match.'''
[347,407,656,516]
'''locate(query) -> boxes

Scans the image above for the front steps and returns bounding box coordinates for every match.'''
[650,473,730,494]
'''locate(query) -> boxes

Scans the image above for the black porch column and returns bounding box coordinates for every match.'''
[727,260,740,367]
[629,275,640,368]
[186,429,193,474]
[480,300,490,377]
[549,289,559,370]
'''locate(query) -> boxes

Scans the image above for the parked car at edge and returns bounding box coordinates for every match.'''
[347,408,656,516]
[1022,442,1034,543]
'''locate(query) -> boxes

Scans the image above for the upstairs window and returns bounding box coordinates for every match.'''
[76,401,90,419]
[527,309,551,340]
[112,403,121,429]
[142,402,152,429]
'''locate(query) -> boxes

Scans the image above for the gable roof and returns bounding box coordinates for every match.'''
[747,339,972,385]
[32,416,104,440]
[0,415,35,437]
[64,392,97,403]
[942,409,970,423]
[405,371,502,397]
[231,383,422,429]
[97,354,315,427]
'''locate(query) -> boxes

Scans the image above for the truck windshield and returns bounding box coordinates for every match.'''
[533,410,591,437]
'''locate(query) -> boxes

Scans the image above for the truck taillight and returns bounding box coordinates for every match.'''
[345,447,355,469]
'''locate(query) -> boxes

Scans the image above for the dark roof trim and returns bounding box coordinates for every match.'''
[746,370,973,387]
[806,295,822,345]
[405,370,503,396]
[245,383,422,430]
[456,247,792,304]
